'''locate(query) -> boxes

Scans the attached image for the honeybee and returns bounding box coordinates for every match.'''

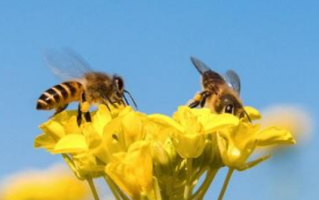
[36,50,137,125]
[188,56,250,120]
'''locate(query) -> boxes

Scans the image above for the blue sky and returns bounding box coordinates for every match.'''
[0,0,318,199]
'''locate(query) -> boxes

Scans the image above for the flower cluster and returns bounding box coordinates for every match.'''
[0,165,89,200]
[35,105,295,200]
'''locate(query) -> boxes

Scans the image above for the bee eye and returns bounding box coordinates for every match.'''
[224,104,234,114]
[114,77,124,91]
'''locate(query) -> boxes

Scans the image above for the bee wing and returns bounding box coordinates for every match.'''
[190,56,212,75]
[225,70,241,95]
[44,48,92,81]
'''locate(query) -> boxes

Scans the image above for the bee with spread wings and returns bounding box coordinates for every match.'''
[36,49,137,125]
[188,56,250,120]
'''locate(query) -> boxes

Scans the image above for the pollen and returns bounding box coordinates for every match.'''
[81,102,90,113]
[194,93,202,101]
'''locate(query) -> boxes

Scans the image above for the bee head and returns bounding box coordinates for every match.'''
[109,75,138,109]
[112,75,125,98]
[215,93,251,122]
[215,93,244,117]
[113,76,124,90]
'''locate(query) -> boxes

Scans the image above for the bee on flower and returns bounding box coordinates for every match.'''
[188,57,251,121]
[36,49,137,125]
[35,55,296,200]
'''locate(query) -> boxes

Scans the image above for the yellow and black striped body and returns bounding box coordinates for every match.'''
[36,81,84,114]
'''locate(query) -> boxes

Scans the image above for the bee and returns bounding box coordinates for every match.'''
[36,50,137,125]
[188,56,250,120]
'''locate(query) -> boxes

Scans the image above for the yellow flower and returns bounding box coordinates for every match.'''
[151,139,175,171]
[105,141,156,200]
[217,119,296,170]
[35,103,297,200]
[149,106,239,159]
[34,104,118,179]
[102,106,147,155]
[0,164,90,200]
[260,105,313,145]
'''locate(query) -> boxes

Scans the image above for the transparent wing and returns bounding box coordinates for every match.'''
[44,48,92,81]
[225,70,241,95]
[190,56,212,75]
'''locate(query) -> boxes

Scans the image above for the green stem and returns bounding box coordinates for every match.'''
[61,154,85,181]
[192,168,218,200]
[103,175,121,200]
[168,165,178,200]
[87,178,100,200]
[103,175,130,200]
[217,168,234,200]
[191,166,208,184]
[152,177,163,200]
[184,158,193,200]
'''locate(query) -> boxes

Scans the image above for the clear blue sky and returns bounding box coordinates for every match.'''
[0,0,318,199]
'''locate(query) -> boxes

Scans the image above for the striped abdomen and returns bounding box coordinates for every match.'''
[36,81,83,111]
[202,71,226,93]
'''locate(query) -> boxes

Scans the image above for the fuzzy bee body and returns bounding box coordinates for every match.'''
[36,50,137,125]
[201,70,225,94]
[82,72,123,105]
[189,57,248,120]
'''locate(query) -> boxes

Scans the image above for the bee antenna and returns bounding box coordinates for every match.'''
[123,94,130,105]
[124,90,138,110]
[244,110,252,123]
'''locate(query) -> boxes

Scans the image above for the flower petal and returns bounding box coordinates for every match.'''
[39,120,65,141]
[54,134,88,153]
[34,133,56,150]
[105,141,153,199]
[63,116,81,134]
[82,124,102,149]
[52,110,77,123]
[204,114,239,133]
[244,106,261,120]
[92,104,112,135]
[148,114,184,133]
[256,126,296,146]
[121,112,145,147]
[173,133,206,158]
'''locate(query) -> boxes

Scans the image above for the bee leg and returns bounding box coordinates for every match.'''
[200,91,212,107]
[77,103,92,125]
[189,100,200,108]
[189,92,202,108]
[200,98,207,107]
[118,96,128,107]
[81,93,92,123]
[116,99,126,107]
[104,102,111,111]
[84,111,92,123]
[77,104,83,126]
[77,92,92,126]
[106,96,119,108]
[189,91,212,108]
